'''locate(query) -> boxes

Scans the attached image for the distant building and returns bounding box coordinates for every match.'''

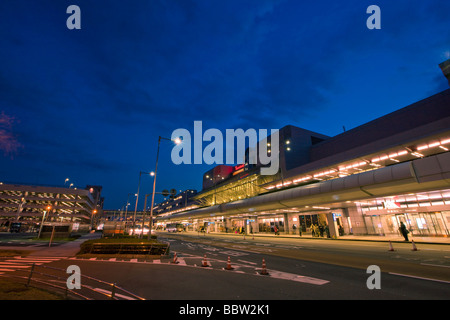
[153,189,198,215]
[0,182,102,232]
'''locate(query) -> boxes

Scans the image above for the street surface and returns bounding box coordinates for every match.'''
[1,231,448,301]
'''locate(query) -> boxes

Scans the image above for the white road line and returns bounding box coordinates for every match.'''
[16,256,62,260]
[389,272,450,284]
[0,264,31,268]
[0,268,17,272]
[420,263,450,268]
[5,259,54,263]
[263,270,329,285]
[237,259,257,265]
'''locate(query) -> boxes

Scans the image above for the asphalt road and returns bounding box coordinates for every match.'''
[1,231,449,302]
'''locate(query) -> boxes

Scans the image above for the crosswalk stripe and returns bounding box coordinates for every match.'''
[0,264,31,268]
[5,260,54,263]
[0,268,17,272]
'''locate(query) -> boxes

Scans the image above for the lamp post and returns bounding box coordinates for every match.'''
[124,193,136,231]
[147,136,181,240]
[132,171,154,235]
[38,205,51,239]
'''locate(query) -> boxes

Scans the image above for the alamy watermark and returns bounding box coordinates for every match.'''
[170,121,280,175]
[366,265,381,289]
[66,265,81,289]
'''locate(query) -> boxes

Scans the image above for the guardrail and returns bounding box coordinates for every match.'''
[1,263,145,300]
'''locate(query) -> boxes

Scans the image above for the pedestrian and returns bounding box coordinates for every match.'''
[319,224,324,237]
[274,225,279,235]
[311,224,316,237]
[399,222,410,241]
[325,225,330,238]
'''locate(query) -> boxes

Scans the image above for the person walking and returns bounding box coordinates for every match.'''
[399,222,410,241]
[274,225,279,235]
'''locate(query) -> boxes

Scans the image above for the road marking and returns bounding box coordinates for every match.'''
[5,259,52,264]
[237,259,257,265]
[389,272,450,284]
[219,250,249,257]
[420,263,450,268]
[0,264,31,268]
[259,270,329,285]
[0,268,17,272]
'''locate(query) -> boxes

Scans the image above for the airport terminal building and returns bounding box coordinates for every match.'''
[155,75,450,239]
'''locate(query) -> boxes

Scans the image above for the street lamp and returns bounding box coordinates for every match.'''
[38,205,51,239]
[147,136,181,240]
[124,193,136,228]
[132,171,155,235]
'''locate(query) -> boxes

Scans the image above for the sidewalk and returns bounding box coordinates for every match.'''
[175,230,450,245]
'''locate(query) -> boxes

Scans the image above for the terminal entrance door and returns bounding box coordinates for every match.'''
[394,212,450,236]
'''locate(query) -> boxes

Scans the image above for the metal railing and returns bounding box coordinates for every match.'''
[1,263,145,300]
[82,241,170,256]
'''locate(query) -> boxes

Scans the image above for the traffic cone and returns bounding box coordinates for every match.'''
[411,240,418,251]
[388,241,395,251]
[225,256,234,270]
[171,252,179,264]
[201,254,209,267]
[260,258,269,275]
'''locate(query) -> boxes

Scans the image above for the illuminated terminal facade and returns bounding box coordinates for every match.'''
[155,90,450,238]
[155,65,450,238]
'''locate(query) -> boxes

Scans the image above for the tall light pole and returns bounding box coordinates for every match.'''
[124,193,136,227]
[38,205,51,239]
[132,171,154,235]
[147,136,181,240]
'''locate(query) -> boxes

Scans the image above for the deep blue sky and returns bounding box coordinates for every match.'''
[0,0,449,210]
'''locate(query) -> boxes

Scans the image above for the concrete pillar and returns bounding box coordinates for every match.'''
[343,206,367,235]
[283,213,290,234]
[326,213,339,238]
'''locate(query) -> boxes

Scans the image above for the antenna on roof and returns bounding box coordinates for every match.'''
[343,126,346,132]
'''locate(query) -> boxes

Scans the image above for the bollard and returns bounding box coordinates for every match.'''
[26,263,35,288]
[171,252,179,264]
[111,283,116,300]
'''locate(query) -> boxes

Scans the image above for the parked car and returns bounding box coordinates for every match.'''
[9,222,22,233]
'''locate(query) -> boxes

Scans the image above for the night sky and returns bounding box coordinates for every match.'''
[1,0,449,210]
